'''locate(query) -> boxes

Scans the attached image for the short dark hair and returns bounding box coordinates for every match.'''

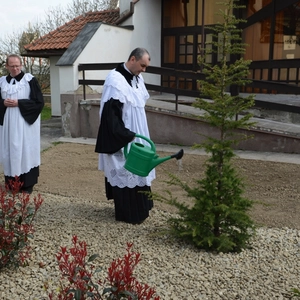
[6,54,22,65]
[127,48,150,61]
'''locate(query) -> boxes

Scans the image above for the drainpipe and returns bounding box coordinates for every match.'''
[82,70,86,101]
[200,0,205,72]
[176,73,179,111]
[268,0,276,82]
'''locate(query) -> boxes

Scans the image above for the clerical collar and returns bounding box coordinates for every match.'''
[115,63,139,88]
[123,63,132,74]
[7,71,24,83]
[124,63,139,88]
[115,63,134,87]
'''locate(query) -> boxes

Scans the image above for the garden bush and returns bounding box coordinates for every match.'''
[0,177,43,269]
[155,0,256,253]
[48,236,160,300]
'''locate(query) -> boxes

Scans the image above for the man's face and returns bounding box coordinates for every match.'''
[130,54,150,76]
[6,57,22,77]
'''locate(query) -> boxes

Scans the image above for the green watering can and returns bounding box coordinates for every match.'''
[124,134,184,177]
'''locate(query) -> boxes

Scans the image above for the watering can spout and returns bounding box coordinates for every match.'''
[151,148,184,169]
[124,134,184,177]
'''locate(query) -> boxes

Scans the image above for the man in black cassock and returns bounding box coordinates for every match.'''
[0,54,44,194]
[95,48,155,224]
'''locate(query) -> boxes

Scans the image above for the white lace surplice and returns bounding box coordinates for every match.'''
[0,74,41,177]
[98,70,156,188]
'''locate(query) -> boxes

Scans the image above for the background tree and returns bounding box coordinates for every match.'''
[40,0,118,34]
[0,0,119,90]
[159,0,256,253]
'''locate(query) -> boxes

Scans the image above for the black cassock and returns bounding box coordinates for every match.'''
[95,64,153,224]
[0,71,44,193]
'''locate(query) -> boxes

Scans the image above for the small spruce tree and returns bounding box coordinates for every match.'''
[164,0,256,253]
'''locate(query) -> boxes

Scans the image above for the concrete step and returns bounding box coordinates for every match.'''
[147,95,300,140]
[41,117,62,143]
[41,116,62,128]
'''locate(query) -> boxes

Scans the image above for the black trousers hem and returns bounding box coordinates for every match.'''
[5,166,39,190]
[105,177,153,224]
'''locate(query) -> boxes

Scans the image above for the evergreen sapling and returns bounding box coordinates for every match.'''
[162,0,256,253]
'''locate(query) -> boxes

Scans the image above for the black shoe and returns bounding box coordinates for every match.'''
[21,186,33,194]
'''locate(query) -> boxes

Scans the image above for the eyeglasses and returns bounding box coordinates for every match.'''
[8,65,21,68]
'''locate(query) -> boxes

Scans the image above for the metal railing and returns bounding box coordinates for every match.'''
[78,63,205,111]
[78,60,300,112]
[246,58,300,94]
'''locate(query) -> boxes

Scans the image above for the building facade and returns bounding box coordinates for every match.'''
[23,0,300,121]
[161,0,300,92]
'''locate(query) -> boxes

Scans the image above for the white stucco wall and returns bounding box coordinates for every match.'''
[58,65,78,94]
[79,25,132,63]
[119,0,132,15]
[54,0,162,116]
[49,56,62,116]
[58,24,132,94]
[120,0,162,84]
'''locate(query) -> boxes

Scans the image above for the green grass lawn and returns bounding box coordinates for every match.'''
[41,103,51,121]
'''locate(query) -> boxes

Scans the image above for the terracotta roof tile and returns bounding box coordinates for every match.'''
[24,9,120,52]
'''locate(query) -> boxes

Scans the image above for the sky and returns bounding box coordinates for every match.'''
[0,0,71,39]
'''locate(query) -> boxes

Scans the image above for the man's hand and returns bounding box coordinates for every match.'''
[4,98,18,107]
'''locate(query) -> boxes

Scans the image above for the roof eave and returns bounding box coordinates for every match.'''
[21,49,66,58]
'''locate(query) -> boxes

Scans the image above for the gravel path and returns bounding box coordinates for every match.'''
[1,142,300,299]
[1,192,299,300]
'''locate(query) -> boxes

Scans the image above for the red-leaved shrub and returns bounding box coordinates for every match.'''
[0,177,43,269]
[48,236,160,300]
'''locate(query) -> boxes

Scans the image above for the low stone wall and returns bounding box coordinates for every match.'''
[146,107,300,153]
[60,94,300,154]
[78,100,100,138]
[61,93,100,138]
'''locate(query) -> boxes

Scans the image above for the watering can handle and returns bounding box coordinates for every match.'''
[124,134,156,159]
[135,134,156,150]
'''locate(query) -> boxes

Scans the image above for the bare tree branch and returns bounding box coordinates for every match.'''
[0,0,119,89]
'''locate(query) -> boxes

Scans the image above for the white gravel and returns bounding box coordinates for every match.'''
[1,192,300,300]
